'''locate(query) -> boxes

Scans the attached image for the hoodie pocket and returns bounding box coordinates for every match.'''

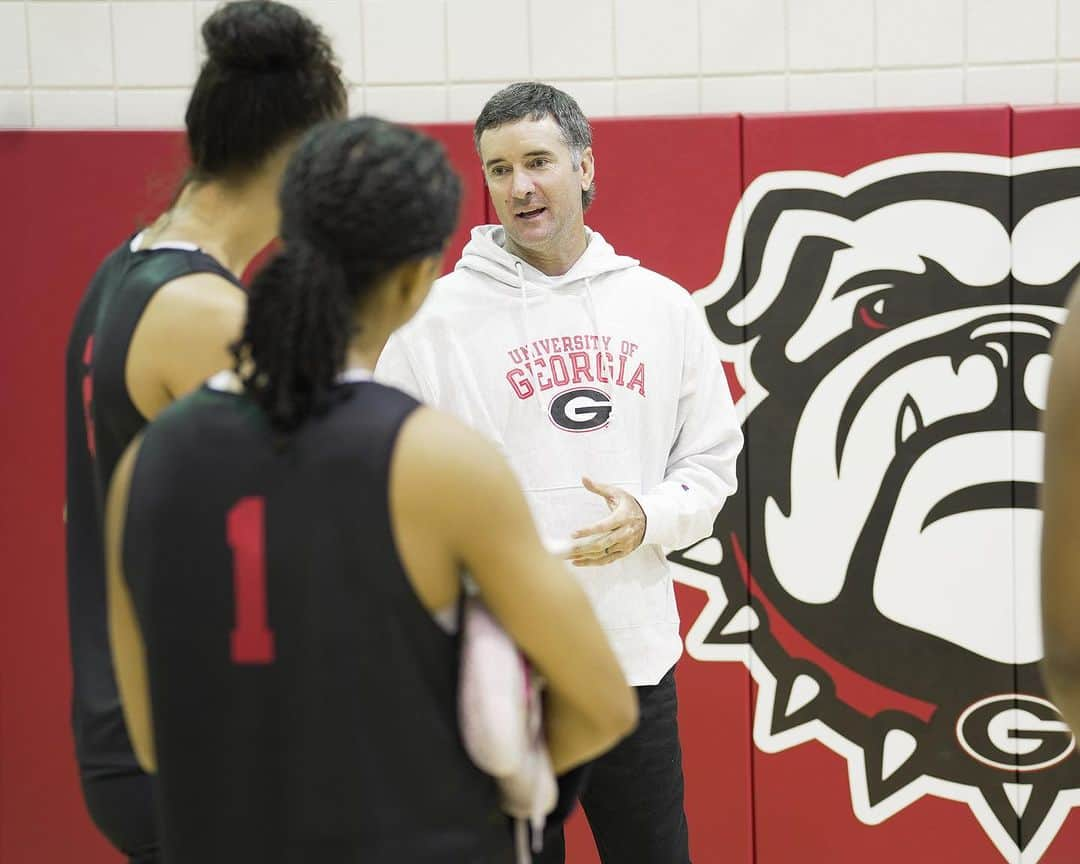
[524,481,675,631]
[523,480,636,548]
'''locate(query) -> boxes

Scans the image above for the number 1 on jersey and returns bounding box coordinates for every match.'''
[227,497,275,664]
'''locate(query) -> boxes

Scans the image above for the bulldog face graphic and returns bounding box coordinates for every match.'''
[673,151,1080,861]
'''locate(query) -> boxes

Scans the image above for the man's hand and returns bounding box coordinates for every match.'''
[567,477,646,567]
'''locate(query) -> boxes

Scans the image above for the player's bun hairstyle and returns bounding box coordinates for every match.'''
[234,117,462,435]
[186,1,347,181]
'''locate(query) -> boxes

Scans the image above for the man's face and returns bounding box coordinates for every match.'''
[478,115,594,259]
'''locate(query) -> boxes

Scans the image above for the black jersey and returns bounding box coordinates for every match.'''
[122,379,512,864]
[64,234,241,777]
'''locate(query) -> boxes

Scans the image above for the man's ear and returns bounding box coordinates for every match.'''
[579,146,595,191]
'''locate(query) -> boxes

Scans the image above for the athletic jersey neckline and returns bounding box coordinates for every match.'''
[205,367,374,394]
[129,230,201,254]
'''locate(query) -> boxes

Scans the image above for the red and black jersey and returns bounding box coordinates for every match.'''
[122,380,512,863]
[64,234,241,779]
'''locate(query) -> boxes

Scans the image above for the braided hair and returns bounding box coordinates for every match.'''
[234,117,462,434]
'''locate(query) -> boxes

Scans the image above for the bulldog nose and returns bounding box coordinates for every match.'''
[967,316,1054,419]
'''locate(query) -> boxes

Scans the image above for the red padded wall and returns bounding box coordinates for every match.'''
[1011,105,1080,864]
[5,106,1080,864]
[1013,105,1080,156]
[0,125,483,864]
[586,115,754,864]
[740,106,1015,864]
[2,131,189,864]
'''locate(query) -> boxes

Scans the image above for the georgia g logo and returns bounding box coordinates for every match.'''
[549,387,612,432]
[669,150,1080,862]
[958,695,1076,773]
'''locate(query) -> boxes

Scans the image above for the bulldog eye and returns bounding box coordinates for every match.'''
[856,293,890,331]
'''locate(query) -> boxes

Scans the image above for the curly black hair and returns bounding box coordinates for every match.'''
[185,1,347,182]
[234,117,462,434]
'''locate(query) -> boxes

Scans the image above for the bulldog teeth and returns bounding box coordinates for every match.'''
[896,395,925,448]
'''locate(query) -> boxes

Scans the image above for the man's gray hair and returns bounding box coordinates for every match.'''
[474,82,596,210]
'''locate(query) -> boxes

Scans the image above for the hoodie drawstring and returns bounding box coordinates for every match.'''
[582,275,599,334]
[515,261,550,425]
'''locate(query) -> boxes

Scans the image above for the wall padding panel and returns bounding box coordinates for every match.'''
[5,106,1080,863]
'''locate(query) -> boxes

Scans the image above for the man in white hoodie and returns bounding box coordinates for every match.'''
[375,82,742,863]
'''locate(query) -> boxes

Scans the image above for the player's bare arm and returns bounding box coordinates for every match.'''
[390,406,638,772]
[105,435,156,773]
[126,271,247,419]
[1041,284,1080,735]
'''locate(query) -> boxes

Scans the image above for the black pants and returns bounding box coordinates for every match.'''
[535,667,691,864]
[81,771,160,864]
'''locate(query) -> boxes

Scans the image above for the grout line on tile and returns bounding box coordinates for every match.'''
[610,0,618,112]
[109,0,118,127]
[24,0,34,125]
[443,0,450,121]
[872,0,879,107]
[1056,0,1062,102]
[962,0,969,102]
[696,0,703,113]
[782,0,791,110]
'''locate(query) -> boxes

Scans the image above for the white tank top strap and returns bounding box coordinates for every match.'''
[432,604,459,634]
[205,369,242,393]
[129,230,201,253]
[336,368,374,384]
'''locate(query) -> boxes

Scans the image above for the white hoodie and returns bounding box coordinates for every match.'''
[376,225,743,686]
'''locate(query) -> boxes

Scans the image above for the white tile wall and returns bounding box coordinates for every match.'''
[5,0,1080,130]
[531,0,614,81]
[193,1,216,57]
[966,64,1057,105]
[547,80,617,118]
[447,0,528,82]
[346,85,364,117]
[366,84,448,123]
[449,80,512,123]
[701,0,785,74]
[0,5,30,87]
[113,2,196,87]
[1061,62,1080,102]
[364,0,444,84]
[28,2,113,87]
[289,1,364,82]
[1062,0,1080,60]
[788,0,873,72]
[876,68,965,108]
[789,71,875,111]
[614,0,699,77]
[702,75,786,113]
[117,88,191,127]
[0,91,32,128]
[615,77,699,116]
[967,0,1056,64]
[876,0,964,68]
[33,90,116,128]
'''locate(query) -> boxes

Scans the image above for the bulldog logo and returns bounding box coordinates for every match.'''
[672,150,1080,861]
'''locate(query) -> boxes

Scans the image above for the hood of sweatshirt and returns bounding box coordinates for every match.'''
[455,224,639,294]
[450,225,642,443]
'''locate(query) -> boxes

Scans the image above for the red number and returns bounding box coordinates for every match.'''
[226,497,275,664]
[81,336,96,457]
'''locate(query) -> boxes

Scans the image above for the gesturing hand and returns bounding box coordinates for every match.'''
[566,476,646,567]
